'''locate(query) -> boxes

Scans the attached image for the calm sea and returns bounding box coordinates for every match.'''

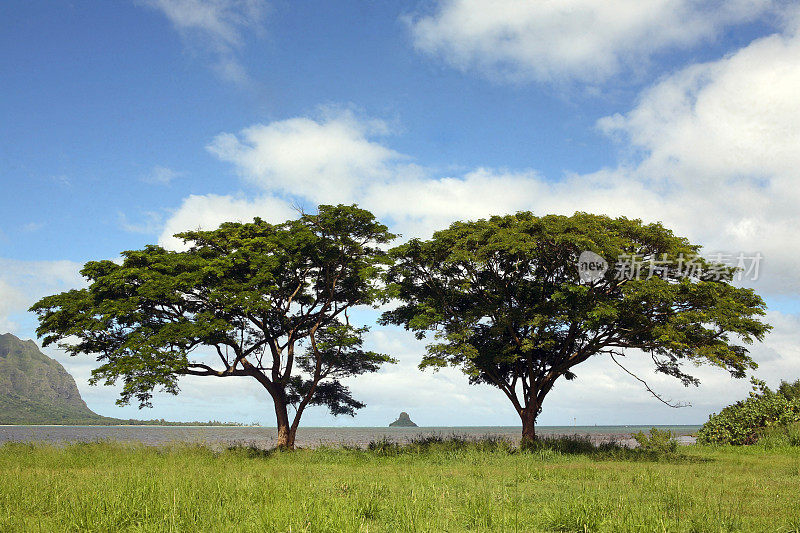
[0,425,699,448]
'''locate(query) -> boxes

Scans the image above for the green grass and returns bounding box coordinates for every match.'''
[0,438,798,532]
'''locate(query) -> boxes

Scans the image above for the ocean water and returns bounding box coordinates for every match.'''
[0,425,699,448]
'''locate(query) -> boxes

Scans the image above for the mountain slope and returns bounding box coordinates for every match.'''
[0,333,117,424]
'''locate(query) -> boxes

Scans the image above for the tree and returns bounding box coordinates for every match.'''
[778,379,800,401]
[31,204,395,448]
[381,212,771,443]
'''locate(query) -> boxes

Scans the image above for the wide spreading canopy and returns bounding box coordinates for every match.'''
[382,212,771,440]
[31,204,395,447]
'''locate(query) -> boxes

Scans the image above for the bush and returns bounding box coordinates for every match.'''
[778,379,800,401]
[757,422,800,449]
[632,428,678,453]
[520,435,598,454]
[367,434,514,456]
[697,378,800,445]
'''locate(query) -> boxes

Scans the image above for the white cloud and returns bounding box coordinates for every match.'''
[0,259,85,335]
[119,210,164,234]
[21,222,45,233]
[140,0,268,85]
[0,280,26,332]
[599,32,800,181]
[408,0,781,84]
[142,165,183,185]
[207,21,800,295]
[207,111,408,204]
[158,193,295,250]
[593,25,800,294]
[145,21,800,425]
[167,22,800,294]
[142,0,265,48]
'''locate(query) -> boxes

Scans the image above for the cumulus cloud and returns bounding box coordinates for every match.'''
[408,0,781,84]
[0,280,26,332]
[147,21,800,424]
[358,168,681,241]
[599,31,800,182]
[594,25,800,294]
[165,23,800,292]
[0,259,85,335]
[195,19,800,294]
[207,111,408,204]
[139,0,268,84]
[158,193,295,250]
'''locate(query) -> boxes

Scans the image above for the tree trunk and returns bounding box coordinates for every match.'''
[276,424,295,449]
[520,406,537,448]
[274,399,294,449]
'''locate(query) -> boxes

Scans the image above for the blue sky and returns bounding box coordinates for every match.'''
[2,0,800,427]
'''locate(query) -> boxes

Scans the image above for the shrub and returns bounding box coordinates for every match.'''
[757,422,800,449]
[697,378,800,445]
[520,435,598,454]
[632,428,678,453]
[367,434,514,456]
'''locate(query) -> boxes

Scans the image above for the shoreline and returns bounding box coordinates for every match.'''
[0,424,699,448]
[0,423,701,429]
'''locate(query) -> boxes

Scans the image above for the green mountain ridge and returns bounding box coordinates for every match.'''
[0,333,245,426]
[0,332,117,424]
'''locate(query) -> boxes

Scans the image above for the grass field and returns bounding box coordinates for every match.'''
[0,438,798,532]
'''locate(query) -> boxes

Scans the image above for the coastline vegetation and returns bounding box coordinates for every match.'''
[698,378,800,445]
[1,437,798,532]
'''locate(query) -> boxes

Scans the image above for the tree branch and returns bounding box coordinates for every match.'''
[184,363,249,377]
[608,351,690,408]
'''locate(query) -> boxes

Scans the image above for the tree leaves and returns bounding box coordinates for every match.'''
[382,212,771,423]
[29,206,772,438]
[30,205,395,428]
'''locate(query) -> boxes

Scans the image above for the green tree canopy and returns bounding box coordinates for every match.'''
[778,379,800,401]
[381,212,771,442]
[31,205,395,448]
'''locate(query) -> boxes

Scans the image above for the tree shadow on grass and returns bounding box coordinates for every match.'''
[222,434,710,464]
[366,433,515,456]
[366,434,710,464]
[523,435,710,464]
[224,442,282,459]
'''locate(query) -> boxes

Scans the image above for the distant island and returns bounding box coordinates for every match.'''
[389,412,418,427]
[0,333,240,426]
